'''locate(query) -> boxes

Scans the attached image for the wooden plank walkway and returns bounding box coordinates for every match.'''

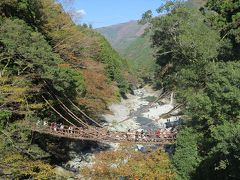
[31,125,176,145]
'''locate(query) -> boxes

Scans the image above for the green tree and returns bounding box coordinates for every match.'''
[0,0,44,29]
[204,0,240,60]
[176,62,240,131]
[142,1,240,179]
[173,128,202,180]
[0,17,87,178]
[141,2,220,88]
[195,122,240,180]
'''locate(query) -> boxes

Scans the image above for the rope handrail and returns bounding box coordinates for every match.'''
[63,94,103,127]
[30,123,177,145]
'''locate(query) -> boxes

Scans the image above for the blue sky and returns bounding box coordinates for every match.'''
[60,0,164,28]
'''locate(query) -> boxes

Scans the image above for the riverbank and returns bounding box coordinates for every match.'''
[103,86,177,132]
[61,86,179,178]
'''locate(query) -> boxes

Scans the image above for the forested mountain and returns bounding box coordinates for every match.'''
[121,35,155,83]
[0,0,130,178]
[97,21,155,83]
[97,20,147,51]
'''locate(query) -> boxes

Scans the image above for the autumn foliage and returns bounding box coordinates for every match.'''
[81,146,175,180]
[0,0,130,178]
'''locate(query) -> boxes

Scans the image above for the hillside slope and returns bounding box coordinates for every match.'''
[0,0,130,178]
[97,20,147,52]
[97,21,155,82]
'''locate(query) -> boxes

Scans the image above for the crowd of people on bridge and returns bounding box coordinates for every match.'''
[124,128,177,142]
[35,120,177,143]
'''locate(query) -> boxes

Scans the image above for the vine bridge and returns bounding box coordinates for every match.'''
[32,88,178,145]
[32,125,176,145]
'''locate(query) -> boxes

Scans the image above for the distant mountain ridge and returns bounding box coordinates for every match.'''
[97,20,148,52]
[97,20,155,82]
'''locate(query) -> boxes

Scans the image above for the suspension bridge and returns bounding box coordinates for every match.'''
[33,85,178,145]
[31,124,176,145]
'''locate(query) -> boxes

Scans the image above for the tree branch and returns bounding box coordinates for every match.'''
[0,59,11,77]
[0,130,35,159]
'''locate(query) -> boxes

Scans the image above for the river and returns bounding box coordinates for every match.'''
[54,86,179,178]
[103,86,178,132]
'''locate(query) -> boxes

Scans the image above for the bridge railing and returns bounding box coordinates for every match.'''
[31,124,177,144]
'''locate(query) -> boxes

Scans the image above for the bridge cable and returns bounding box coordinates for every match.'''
[46,91,89,128]
[63,93,103,127]
[43,81,89,127]
[42,95,76,126]
[43,80,102,128]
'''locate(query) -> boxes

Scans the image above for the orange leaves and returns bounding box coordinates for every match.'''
[40,0,100,62]
[78,59,117,114]
[81,148,131,180]
[38,0,121,113]
[81,146,175,180]
[58,63,70,68]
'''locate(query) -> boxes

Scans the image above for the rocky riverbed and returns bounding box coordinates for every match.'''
[57,86,179,178]
[103,86,178,132]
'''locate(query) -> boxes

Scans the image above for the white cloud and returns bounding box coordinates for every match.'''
[75,9,87,17]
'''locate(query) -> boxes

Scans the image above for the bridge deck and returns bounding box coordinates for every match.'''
[31,125,176,145]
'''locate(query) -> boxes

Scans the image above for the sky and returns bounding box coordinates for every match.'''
[60,0,164,28]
